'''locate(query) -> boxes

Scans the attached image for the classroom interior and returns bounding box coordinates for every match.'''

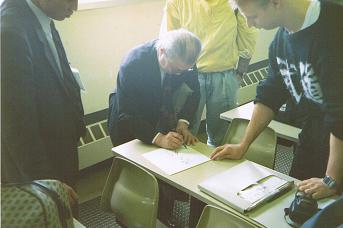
[63,1,291,227]
[3,0,341,227]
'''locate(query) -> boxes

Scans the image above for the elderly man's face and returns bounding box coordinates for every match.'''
[35,0,78,21]
[158,48,194,75]
[237,0,280,30]
[164,58,194,75]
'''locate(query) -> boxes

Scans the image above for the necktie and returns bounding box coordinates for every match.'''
[50,21,83,112]
[159,74,177,132]
[45,22,62,77]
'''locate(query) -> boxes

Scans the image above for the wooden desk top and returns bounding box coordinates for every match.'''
[112,140,335,228]
[220,102,301,143]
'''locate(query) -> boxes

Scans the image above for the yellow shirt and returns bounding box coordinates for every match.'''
[164,0,257,73]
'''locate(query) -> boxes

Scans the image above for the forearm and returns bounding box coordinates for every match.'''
[326,133,343,187]
[240,103,275,151]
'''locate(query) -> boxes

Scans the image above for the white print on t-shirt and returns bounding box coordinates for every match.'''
[276,57,323,104]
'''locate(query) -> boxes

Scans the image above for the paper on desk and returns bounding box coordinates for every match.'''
[142,147,210,175]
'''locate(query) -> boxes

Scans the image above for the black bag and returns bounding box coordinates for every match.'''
[284,191,319,227]
[1,179,74,228]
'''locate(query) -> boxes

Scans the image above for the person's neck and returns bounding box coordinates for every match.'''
[282,0,311,33]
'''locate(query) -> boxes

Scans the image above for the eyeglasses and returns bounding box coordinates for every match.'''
[165,58,195,75]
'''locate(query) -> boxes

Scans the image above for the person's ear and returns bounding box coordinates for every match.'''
[157,48,168,67]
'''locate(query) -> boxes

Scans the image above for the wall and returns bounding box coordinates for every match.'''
[56,0,165,114]
[56,0,276,115]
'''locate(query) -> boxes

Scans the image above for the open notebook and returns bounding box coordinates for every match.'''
[198,160,294,213]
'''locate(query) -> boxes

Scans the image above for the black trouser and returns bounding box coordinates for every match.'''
[290,116,330,180]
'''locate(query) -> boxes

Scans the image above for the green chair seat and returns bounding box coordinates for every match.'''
[100,157,159,228]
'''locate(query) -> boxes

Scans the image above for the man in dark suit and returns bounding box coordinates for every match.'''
[1,0,85,204]
[108,29,202,226]
[108,29,202,150]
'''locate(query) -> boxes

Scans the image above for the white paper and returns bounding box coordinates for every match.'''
[142,147,210,175]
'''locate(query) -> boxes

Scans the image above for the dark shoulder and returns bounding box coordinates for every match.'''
[268,27,287,52]
[1,0,34,38]
[121,40,158,70]
[319,0,343,21]
[317,0,343,42]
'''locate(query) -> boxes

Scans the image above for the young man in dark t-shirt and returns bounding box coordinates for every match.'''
[211,0,343,200]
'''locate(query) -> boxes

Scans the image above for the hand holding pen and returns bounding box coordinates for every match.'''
[154,131,183,150]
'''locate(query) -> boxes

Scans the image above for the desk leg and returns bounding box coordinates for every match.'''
[157,180,188,227]
[189,196,206,228]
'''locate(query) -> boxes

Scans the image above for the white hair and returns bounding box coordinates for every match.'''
[156,29,202,65]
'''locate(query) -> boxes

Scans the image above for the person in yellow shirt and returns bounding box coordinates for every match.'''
[160,0,257,147]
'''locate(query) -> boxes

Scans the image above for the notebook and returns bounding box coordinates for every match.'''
[198,160,294,213]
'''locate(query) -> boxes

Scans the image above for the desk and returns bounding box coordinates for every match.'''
[73,218,85,228]
[220,102,301,143]
[112,140,335,228]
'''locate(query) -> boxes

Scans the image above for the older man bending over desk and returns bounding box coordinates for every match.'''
[108,29,202,226]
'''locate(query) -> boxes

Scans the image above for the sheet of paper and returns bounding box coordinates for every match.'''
[142,147,210,175]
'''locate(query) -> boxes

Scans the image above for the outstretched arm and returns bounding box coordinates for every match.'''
[211,103,274,160]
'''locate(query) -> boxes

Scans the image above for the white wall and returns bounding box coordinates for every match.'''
[56,1,276,115]
[251,29,277,64]
[56,0,165,114]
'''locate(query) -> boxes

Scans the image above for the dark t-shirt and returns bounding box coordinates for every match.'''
[256,0,343,140]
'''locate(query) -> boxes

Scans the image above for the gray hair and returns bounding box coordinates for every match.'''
[156,29,202,65]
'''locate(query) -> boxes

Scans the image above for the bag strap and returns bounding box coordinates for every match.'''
[32,181,71,228]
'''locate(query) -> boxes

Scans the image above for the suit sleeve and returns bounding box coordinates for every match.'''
[115,65,159,144]
[1,28,54,180]
[177,68,200,126]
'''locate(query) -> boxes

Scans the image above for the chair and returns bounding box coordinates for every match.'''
[196,205,257,228]
[100,157,159,228]
[222,118,277,169]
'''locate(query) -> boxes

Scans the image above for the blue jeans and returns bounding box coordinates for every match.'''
[191,69,240,146]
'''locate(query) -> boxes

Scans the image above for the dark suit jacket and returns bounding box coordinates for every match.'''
[1,0,85,186]
[108,41,200,146]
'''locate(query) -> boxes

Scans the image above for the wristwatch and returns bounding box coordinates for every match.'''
[322,176,337,189]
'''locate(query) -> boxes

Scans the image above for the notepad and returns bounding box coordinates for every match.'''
[142,147,210,175]
[198,161,294,213]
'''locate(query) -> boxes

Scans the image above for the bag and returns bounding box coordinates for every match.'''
[284,191,319,227]
[1,179,74,228]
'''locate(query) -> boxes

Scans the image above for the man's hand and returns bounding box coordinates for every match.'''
[154,131,184,150]
[176,121,198,145]
[62,183,78,206]
[297,178,337,200]
[210,144,247,160]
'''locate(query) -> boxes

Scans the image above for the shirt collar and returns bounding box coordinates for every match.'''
[26,0,52,35]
